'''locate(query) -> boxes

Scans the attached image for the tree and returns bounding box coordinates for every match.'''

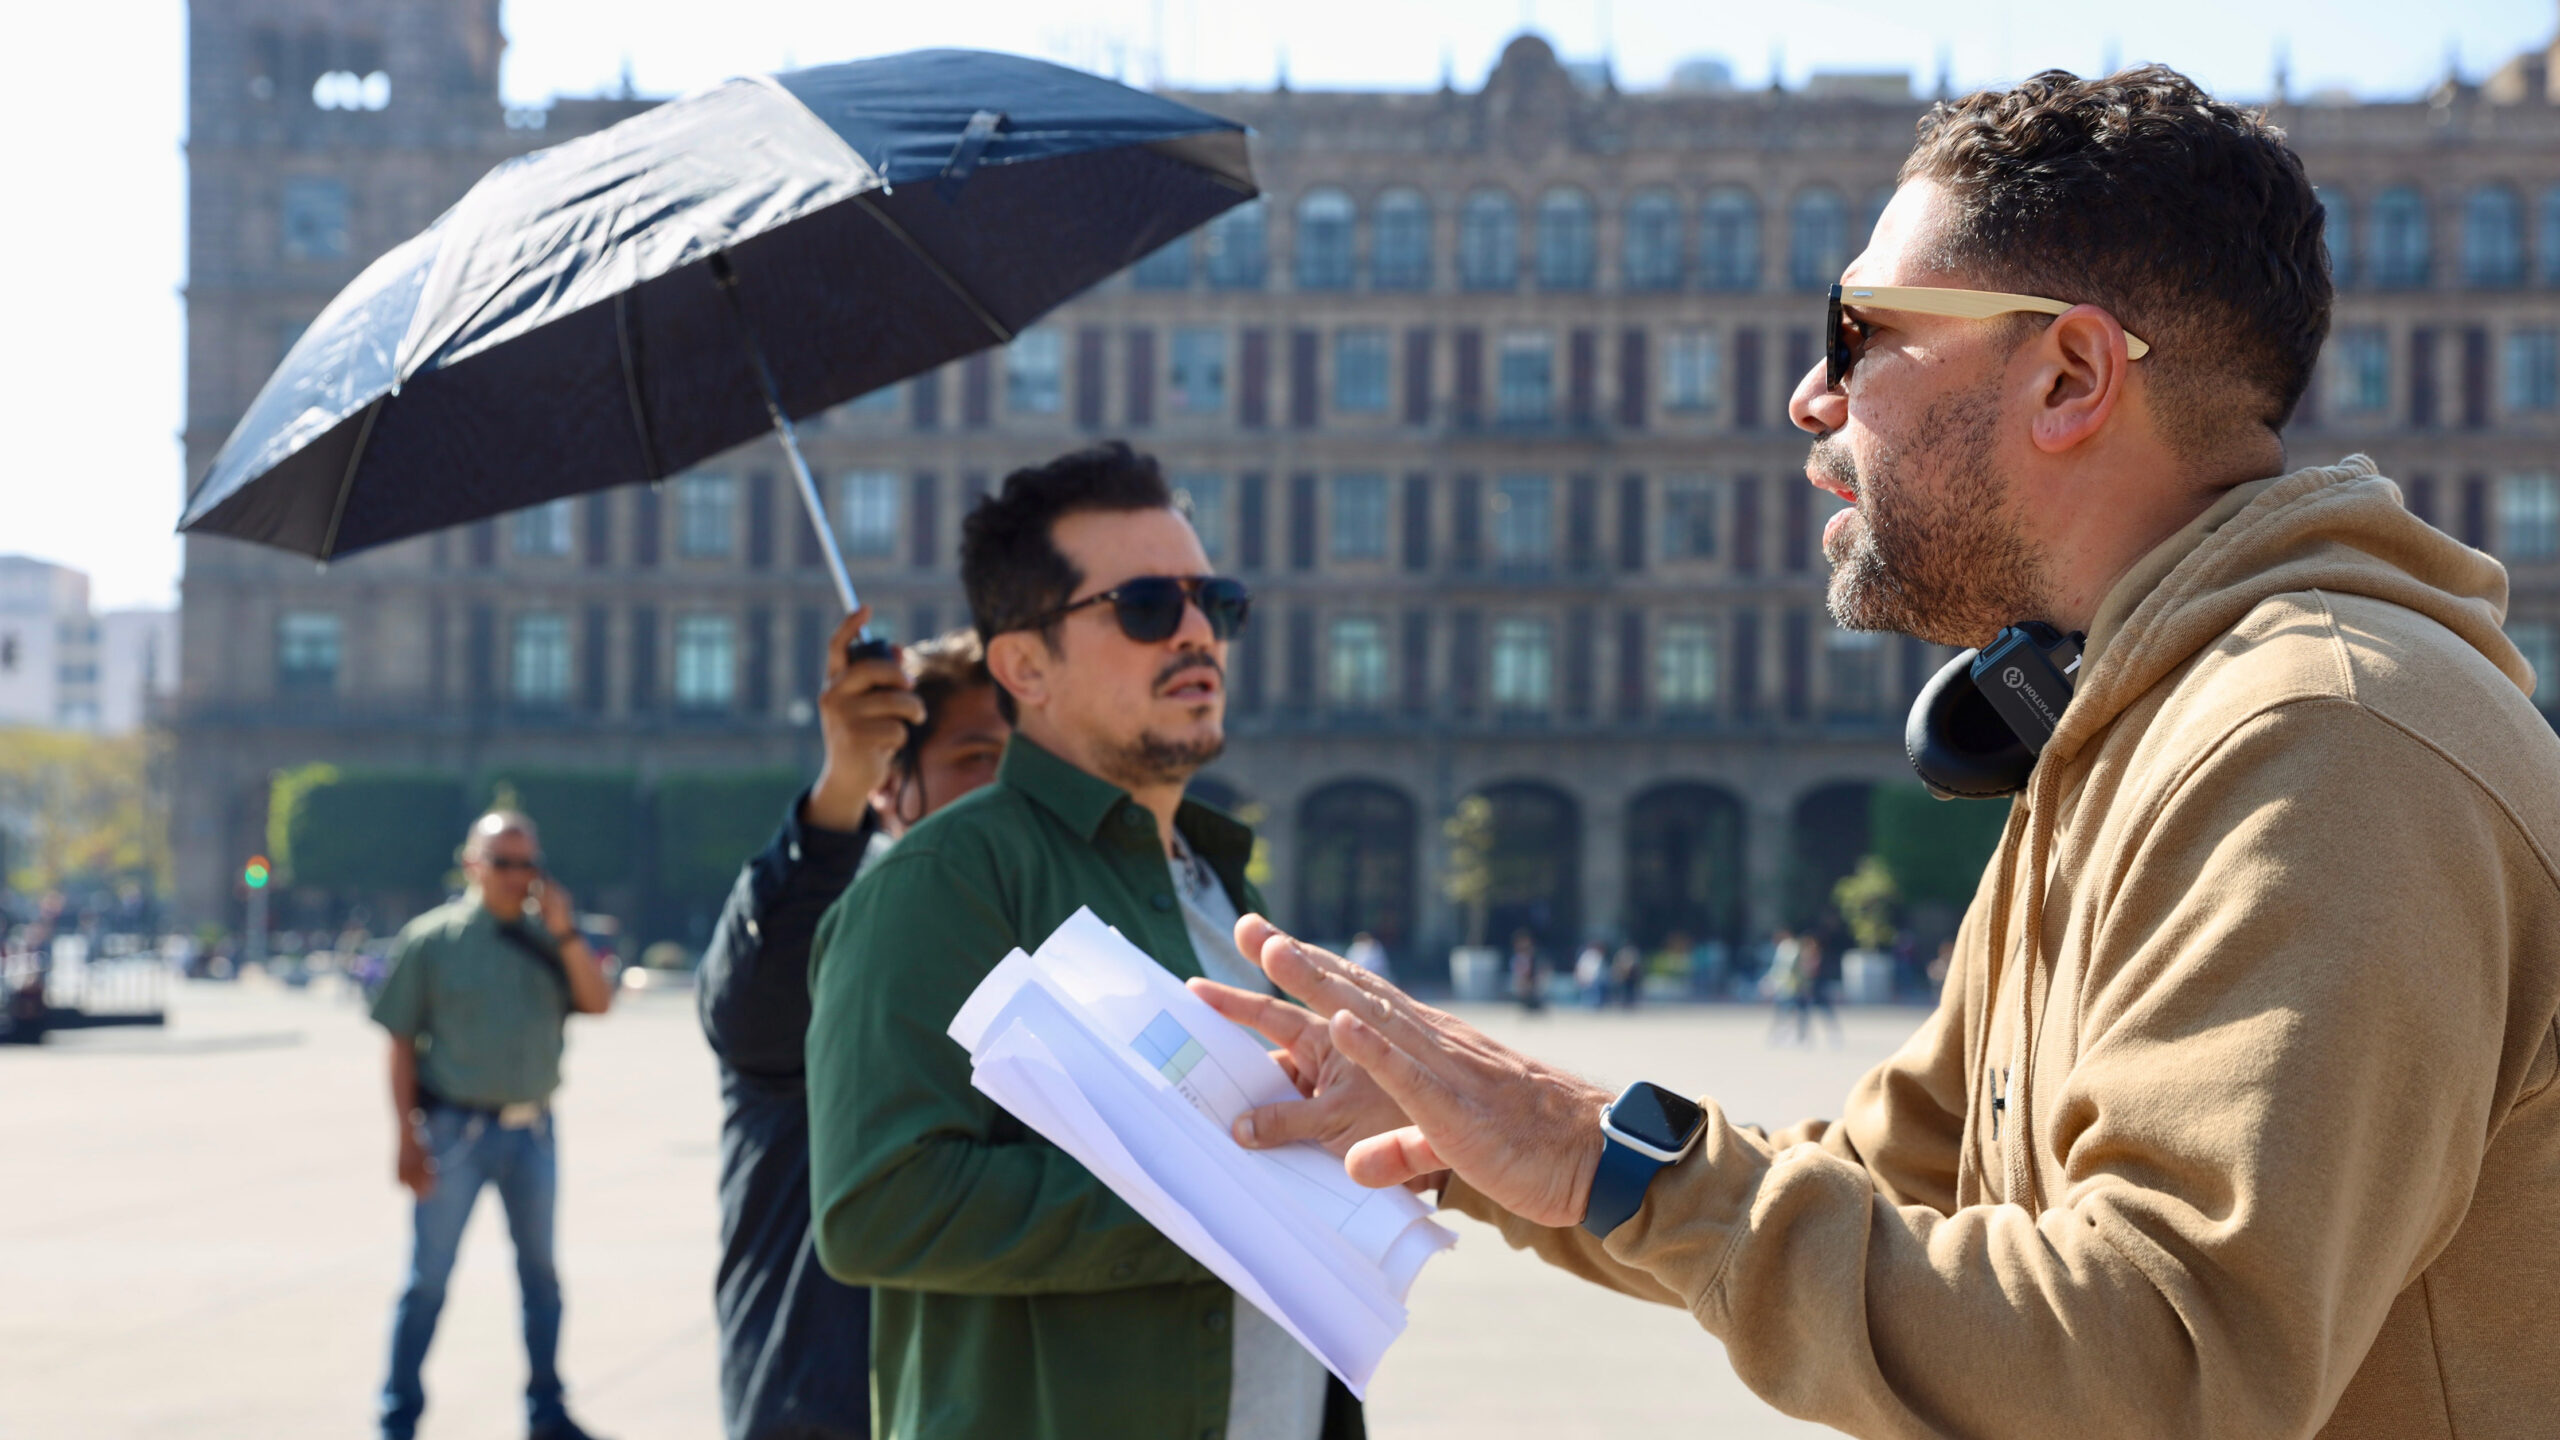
[0,728,168,897]
[1830,856,1900,950]
[1867,783,2010,909]
[481,769,638,895]
[653,769,807,919]
[1441,794,1493,947]
[268,767,465,895]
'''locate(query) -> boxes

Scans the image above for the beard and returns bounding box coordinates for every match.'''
[1817,378,2046,648]
[1100,729,1226,789]
[1095,651,1226,789]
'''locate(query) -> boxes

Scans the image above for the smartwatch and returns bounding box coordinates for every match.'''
[1582,1081,1708,1239]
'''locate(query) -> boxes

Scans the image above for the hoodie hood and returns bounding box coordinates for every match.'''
[1966,454,2529,1212]
[2055,455,2527,772]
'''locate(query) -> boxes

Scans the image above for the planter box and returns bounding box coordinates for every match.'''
[1843,949,1896,1005]
[1449,947,1502,1001]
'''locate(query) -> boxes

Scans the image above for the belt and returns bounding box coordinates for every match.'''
[424,1091,549,1129]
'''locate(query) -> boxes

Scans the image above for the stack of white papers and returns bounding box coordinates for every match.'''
[947,907,1456,1395]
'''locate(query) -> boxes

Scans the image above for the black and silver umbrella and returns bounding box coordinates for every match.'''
[180,48,1254,640]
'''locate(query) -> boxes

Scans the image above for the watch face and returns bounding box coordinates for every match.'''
[1612,1082,1705,1153]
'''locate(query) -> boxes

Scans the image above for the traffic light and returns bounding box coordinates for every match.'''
[243,856,271,890]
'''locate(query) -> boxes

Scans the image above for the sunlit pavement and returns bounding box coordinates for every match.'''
[1,976,1927,1440]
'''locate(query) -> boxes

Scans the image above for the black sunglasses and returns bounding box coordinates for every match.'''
[1035,575,1251,643]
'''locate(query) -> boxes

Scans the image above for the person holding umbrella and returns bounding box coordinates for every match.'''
[695,617,1008,1440]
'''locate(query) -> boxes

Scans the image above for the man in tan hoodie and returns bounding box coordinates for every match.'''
[1190,66,2560,1440]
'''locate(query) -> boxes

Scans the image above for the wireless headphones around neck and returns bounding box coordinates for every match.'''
[1904,622,2084,800]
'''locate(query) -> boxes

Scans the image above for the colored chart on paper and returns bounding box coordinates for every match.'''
[1133,1010,1208,1084]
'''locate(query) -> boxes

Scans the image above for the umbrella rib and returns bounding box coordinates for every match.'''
[614,288,665,480]
[850,193,1015,346]
[315,397,384,561]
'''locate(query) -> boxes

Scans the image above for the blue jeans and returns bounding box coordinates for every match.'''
[380,1105,567,1439]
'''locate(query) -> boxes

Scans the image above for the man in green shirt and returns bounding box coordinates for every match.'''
[371,810,615,1440]
[808,443,1363,1440]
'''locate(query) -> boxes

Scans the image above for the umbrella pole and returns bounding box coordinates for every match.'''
[709,253,894,663]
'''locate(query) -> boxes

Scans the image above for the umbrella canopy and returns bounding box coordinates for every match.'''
[180,49,1254,561]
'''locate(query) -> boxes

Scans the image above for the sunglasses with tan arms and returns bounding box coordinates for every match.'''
[1827,283,2153,391]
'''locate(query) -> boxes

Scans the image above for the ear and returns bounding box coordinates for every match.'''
[984,629,1051,715]
[2026,304,2131,456]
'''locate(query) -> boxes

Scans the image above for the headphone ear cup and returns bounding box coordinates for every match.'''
[1905,647,2035,799]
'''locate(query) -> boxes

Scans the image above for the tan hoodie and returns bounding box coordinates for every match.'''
[1447,457,2560,1439]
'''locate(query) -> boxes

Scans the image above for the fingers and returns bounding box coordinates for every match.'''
[1230,1095,1341,1150]
[1186,976,1314,1048]
[1344,1126,1446,1190]
[1328,1010,1460,1131]
[1235,913,1282,968]
[822,608,871,685]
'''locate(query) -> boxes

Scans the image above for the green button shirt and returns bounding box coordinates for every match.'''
[810,736,1344,1440]
[370,898,571,1108]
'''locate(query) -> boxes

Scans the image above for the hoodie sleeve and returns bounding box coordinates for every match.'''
[1461,699,2530,1440]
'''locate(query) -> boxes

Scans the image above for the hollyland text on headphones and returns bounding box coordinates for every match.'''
[1904,622,2084,800]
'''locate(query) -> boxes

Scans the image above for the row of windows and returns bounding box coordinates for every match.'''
[824,322,1798,434]
[1136,184,1889,295]
[474,465,2560,590]
[268,170,2560,299]
[2322,326,2560,422]
[2313,184,2560,290]
[268,597,2560,716]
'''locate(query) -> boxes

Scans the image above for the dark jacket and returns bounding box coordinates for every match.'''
[697,793,881,1440]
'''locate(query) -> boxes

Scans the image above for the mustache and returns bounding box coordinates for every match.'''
[1154,652,1224,691]
[1808,434,1859,494]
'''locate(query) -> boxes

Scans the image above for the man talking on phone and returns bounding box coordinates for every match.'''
[371,809,616,1440]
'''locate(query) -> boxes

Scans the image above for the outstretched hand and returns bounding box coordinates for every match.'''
[1191,914,1615,1229]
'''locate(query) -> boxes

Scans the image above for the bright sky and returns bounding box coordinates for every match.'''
[3,0,2553,611]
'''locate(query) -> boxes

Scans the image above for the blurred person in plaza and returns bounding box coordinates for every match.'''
[695,617,1005,1440]
[804,443,1366,1440]
[1342,930,1390,981]
[1506,929,1546,1014]
[1572,940,1606,1007]
[1197,66,2560,1439]
[1608,942,1643,1008]
[371,810,615,1440]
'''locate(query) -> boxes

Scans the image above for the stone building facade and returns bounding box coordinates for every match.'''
[174,3,2560,971]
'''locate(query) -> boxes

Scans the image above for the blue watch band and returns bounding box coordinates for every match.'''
[1582,1131,1665,1239]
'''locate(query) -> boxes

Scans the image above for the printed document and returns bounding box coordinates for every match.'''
[948,907,1456,1395]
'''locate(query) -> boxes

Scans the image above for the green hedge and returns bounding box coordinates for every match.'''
[483,769,639,894]
[653,769,806,912]
[269,767,467,893]
[1868,782,2011,909]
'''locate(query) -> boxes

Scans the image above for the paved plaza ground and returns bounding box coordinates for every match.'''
[3,974,1927,1439]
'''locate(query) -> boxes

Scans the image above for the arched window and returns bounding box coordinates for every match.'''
[1788,186,1850,292]
[1202,197,1268,290]
[1699,185,1761,291]
[2542,187,2560,286]
[1449,782,1582,955]
[1459,189,1519,291]
[2370,186,2429,289]
[1624,783,1746,948]
[1789,780,1874,928]
[1297,781,1418,955]
[1622,188,1681,291]
[1535,187,1595,290]
[1294,188,1356,290]
[2313,185,2352,288]
[1373,187,1431,290]
[2463,185,2524,288]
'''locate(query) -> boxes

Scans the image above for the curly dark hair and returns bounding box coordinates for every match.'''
[1900,65,2332,459]
[891,627,994,779]
[959,441,1175,719]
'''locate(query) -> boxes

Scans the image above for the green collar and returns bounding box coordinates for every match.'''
[996,733,1256,887]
